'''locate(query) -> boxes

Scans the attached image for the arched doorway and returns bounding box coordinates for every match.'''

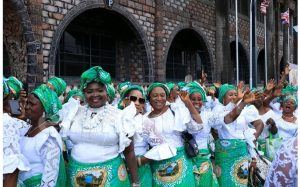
[230,41,249,84]
[257,49,265,85]
[165,29,212,82]
[54,8,150,84]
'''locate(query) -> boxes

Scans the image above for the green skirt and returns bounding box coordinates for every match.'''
[137,156,152,187]
[21,155,66,187]
[215,139,250,187]
[192,149,219,187]
[67,155,130,187]
[151,147,196,187]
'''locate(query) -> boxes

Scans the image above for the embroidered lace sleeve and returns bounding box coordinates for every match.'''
[3,114,30,174]
[40,136,61,187]
[265,137,298,187]
[141,117,165,147]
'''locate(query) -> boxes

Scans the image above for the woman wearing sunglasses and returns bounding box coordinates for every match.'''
[119,84,151,187]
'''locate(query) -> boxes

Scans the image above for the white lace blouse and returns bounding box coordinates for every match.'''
[60,102,134,163]
[3,113,30,174]
[19,126,62,187]
[259,109,280,139]
[265,136,298,187]
[132,114,149,156]
[142,98,203,160]
[276,118,298,140]
[189,110,225,150]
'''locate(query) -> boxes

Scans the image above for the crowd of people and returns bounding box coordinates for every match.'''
[3,65,298,187]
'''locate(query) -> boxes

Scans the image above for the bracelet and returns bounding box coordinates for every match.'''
[137,157,142,166]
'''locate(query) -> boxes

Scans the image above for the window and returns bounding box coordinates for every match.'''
[56,30,116,78]
[230,0,250,17]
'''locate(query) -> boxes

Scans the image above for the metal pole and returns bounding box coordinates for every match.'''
[287,9,290,64]
[235,0,239,84]
[250,0,253,88]
[264,15,268,85]
[252,0,257,88]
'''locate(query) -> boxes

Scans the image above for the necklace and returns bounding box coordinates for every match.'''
[282,114,296,122]
[82,104,109,129]
[25,120,48,137]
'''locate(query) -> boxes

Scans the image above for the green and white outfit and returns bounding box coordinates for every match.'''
[18,126,66,187]
[188,110,224,187]
[60,103,134,187]
[212,103,259,187]
[131,113,152,187]
[257,109,279,157]
[142,98,198,186]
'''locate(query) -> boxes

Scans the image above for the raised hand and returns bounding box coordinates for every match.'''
[236,81,245,101]
[272,85,283,97]
[179,90,191,105]
[266,79,276,92]
[242,90,260,104]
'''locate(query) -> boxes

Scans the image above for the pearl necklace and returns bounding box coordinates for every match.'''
[82,104,109,129]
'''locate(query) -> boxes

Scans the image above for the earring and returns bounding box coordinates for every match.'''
[42,112,46,118]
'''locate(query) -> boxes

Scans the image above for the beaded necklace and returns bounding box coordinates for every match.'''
[82,104,109,129]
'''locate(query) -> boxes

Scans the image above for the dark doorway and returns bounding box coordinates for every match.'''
[166,29,211,82]
[230,42,249,84]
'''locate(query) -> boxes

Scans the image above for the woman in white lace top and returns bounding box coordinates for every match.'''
[60,66,139,187]
[18,84,66,187]
[3,77,30,187]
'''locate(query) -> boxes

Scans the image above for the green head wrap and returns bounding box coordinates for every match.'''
[282,94,298,108]
[47,77,67,97]
[32,84,62,122]
[106,83,116,102]
[3,77,10,99]
[117,82,131,97]
[218,84,236,104]
[282,85,298,96]
[185,81,207,102]
[118,84,146,110]
[80,66,112,93]
[122,84,145,100]
[166,82,176,91]
[7,76,23,99]
[64,89,85,103]
[177,81,187,90]
[147,82,170,100]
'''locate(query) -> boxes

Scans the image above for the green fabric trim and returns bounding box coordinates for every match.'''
[47,77,67,97]
[7,76,23,99]
[146,82,170,99]
[22,174,42,187]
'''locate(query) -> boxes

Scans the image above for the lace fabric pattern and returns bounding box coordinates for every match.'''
[40,137,61,187]
[265,137,298,187]
[3,114,30,174]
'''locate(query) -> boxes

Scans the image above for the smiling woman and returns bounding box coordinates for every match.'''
[60,66,139,187]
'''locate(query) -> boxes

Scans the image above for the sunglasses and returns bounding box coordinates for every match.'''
[129,96,146,104]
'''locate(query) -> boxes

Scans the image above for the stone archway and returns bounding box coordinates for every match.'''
[164,26,214,82]
[230,41,249,84]
[49,2,153,83]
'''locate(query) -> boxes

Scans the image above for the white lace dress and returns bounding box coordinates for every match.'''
[3,113,30,174]
[265,136,298,187]
[276,118,298,140]
[60,102,134,163]
[18,126,63,186]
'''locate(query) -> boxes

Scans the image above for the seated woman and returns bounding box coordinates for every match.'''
[119,84,152,187]
[60,66,139,187]
[3,77,30,187]
[19,84,66,186]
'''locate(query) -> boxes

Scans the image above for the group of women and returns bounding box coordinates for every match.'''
[3,65,298,187]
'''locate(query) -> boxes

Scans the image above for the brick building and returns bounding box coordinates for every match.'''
[3,0,297,90]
